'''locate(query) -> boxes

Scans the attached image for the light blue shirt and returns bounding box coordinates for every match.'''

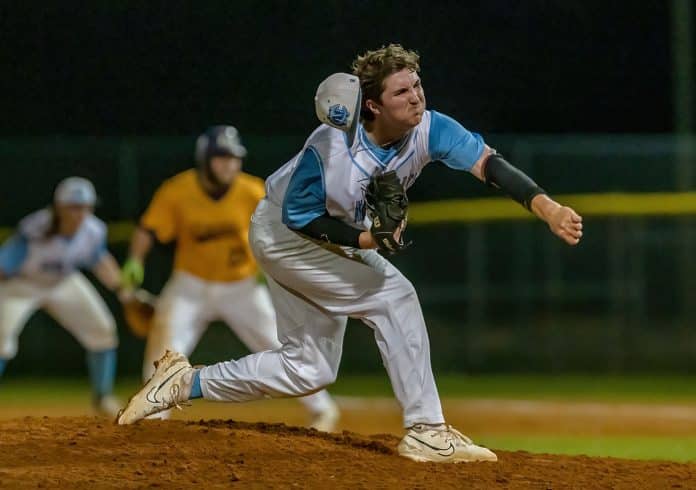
[0,208,108,283]
[272,110,485,230]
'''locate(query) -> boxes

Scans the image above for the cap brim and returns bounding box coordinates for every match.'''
[346,86,362,147]
[211,144,247,159]
[55,199,98,207]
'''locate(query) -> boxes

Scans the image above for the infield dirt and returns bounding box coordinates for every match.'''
[1,416,695,489]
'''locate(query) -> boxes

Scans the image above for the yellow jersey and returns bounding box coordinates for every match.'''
[141,169,265,282]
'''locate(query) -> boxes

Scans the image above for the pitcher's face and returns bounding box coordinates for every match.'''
[371,69,425,131]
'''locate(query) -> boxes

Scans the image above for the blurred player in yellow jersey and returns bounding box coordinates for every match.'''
[120,126,339,430]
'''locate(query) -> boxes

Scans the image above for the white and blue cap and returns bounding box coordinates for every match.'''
[54,177,97,206]
[315,72,362,146]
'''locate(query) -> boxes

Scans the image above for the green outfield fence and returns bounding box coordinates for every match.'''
[0,134,694,376]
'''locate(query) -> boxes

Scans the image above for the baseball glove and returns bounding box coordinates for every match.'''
[121,289,156,339]
[364,170,411,254]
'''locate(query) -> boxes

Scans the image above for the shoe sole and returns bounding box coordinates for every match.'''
[115,393,172,425]
[398,449,497,463]
[399,453,496,463]
[115,356,183,425]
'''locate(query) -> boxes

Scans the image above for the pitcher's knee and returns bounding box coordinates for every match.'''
[278,350,337,395]
[295,371,336,395]
[307,368,338,391]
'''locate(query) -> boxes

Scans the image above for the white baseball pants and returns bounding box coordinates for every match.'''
[143,270,335,416]
[0,273,118,360]
[199,199,445,428]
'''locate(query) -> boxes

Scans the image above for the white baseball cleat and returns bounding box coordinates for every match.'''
[94,395,123,418]
[116,350,195,425]
[398,424,498,463]
[309,401,340,432]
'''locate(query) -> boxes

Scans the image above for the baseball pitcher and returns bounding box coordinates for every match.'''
[118,46,583,464]
[120,126,339,430]
[0,177,123,416]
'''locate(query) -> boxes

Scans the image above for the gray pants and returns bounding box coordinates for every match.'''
[0,273,117,359]
[199,199,444,427]
[144,271,335,416]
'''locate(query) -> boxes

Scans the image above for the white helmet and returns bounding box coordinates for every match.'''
[54,177,97,206]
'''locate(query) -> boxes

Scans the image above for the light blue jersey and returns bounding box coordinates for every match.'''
[265,110,485,231]
[0,208,108,285]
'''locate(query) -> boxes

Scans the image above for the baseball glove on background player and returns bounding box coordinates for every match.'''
[120,289,156,338]
[364,170,411,255]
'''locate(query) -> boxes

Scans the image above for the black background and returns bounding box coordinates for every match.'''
[1,1,676,136]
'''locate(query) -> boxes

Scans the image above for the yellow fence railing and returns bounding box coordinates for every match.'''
[408,192,696,224]
[0,192,695,244]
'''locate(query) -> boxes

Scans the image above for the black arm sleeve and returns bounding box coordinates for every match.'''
[483,153,546,210]
[295,214,362,248]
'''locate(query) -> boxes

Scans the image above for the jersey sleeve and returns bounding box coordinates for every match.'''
[428,110,485,171]
[87,226,109,268]
[282,146,327,229]
[18,209,51,239]
[0,234,29,276]
[140,183,178,243]
[73,217,108,269]
[84,238,107,268]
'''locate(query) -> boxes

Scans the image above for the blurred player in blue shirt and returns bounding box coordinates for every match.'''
[0,177,125,416]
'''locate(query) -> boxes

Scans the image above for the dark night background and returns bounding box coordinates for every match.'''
[0,1,676,137]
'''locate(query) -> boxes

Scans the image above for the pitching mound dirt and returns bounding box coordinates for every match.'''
[1,416,694,489]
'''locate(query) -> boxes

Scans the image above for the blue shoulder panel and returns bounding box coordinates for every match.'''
[428,110,485,171]
[282,146,327,229]
[0,234,29,276]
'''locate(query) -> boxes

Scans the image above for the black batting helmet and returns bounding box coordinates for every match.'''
[194,125,248,169]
